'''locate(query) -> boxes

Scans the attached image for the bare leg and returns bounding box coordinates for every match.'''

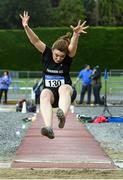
[40,89,54,128]
[58,84,73,116]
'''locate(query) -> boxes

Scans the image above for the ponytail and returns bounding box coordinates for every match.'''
[52,32,71,54]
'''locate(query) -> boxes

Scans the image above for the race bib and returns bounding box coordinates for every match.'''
[45,75,65,88]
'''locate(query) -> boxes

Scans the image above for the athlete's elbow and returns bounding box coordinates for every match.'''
[68,50,76,57]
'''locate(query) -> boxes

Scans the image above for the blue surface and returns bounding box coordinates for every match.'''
[108,117,123,123]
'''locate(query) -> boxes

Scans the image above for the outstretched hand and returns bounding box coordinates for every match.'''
[70,20,89,35]
[20,11,30,27]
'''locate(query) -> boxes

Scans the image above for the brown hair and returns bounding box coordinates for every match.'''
[4,70,9,75]
[52,32,71,54]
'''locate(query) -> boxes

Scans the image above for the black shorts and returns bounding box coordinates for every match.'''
[43,86,77,108]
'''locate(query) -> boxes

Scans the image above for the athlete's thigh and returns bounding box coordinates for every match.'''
[58,84,73,96]
[41,88,55,104]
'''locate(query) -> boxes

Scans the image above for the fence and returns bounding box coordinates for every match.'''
[0,69,123,104]
[6,71,78,102]
[108,69,123,104]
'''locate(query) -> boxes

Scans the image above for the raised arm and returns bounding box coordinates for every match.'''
[20,11,46,53]
[68,20,89,58]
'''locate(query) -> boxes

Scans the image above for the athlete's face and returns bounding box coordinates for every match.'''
[52,49,66,63]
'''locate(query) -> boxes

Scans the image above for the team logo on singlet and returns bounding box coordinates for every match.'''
[45,75,65,88]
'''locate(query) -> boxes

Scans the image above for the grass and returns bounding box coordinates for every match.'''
[9,75,123,97]
[0,168,123,179]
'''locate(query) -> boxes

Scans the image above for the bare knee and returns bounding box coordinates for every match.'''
[40,89,54,104]
[58,85,72,96]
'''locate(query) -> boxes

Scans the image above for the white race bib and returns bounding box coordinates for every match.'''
[45,75,65,88]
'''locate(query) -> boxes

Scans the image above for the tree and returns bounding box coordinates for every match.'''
[1,0,123,28]
[83,0,123,26]
[83,0,96,25]
[18,0,52,27]
[50,0,60,7]
[0,0,20,28]
[99,0,123,26]
[52,0,84,26]
[0,0,52,28]
[111,0,123,26]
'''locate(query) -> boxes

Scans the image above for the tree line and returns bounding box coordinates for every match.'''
[0,0,123,29]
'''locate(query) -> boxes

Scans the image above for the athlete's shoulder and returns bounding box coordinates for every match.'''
[43,46,52,56]
[64,54,72,64]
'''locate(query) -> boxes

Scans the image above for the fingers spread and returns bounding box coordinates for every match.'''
[77,20,81,26]
[24,11,28,17]
[19,14,23,19]
[82,30,87,34]
[70,25,74,30]
[81,21,87,27]
[82,25,89,30]
[25,11,28,16]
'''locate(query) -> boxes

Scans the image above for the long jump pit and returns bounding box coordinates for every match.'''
[11,111,116,169]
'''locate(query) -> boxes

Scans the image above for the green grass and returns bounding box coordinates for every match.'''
[10,75,123,95]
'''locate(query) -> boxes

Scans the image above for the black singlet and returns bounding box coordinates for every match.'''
[42,46,72,89]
